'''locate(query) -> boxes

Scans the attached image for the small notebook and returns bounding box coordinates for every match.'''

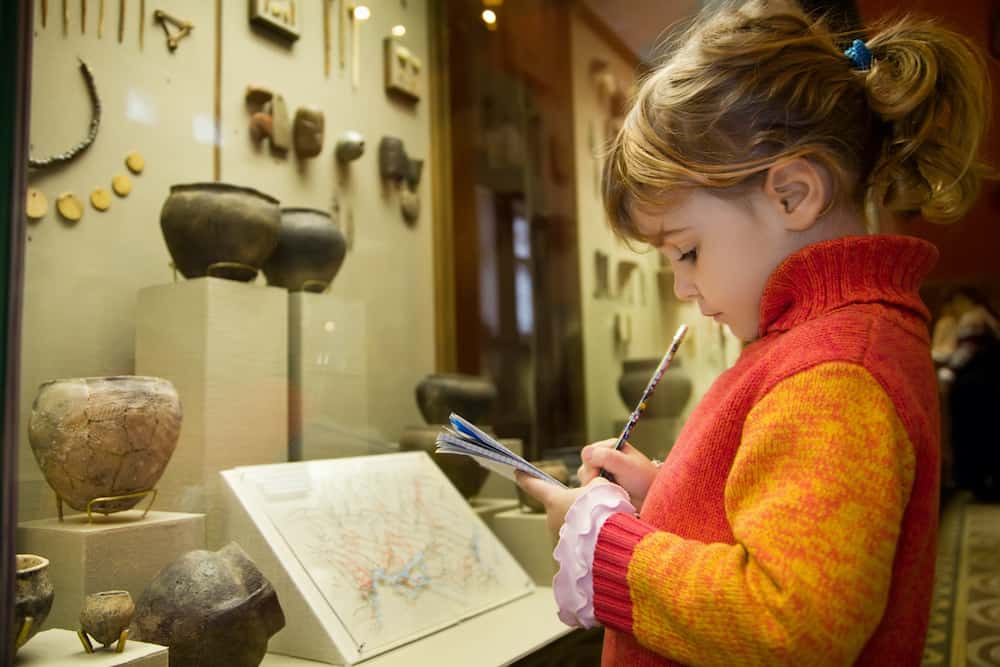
[435,413,568,487]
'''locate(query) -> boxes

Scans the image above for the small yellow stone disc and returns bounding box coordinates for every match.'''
[125,152,145,174]
[90,187,112,211]
[26,188,48,220]
[56,193,83,222]
[111,174,132,197]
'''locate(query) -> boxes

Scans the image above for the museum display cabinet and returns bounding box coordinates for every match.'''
[1,0,740,664]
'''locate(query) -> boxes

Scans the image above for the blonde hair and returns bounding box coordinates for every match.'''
[604,0,991,242]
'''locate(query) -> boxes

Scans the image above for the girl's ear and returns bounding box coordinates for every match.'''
[761,158,831,231]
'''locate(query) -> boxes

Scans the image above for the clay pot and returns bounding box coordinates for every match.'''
[261,208,347,292]
[132,542,285,667]
[28,376,183,514]
[160,182,281,282]
[399,425,490,498]
[415,373,497,425]
[80,590,134,647]
[13,554,54,654]
[517,460,569,513]
[617,358,692,418]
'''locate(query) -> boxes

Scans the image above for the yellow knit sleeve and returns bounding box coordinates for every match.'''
[626,362,916,666]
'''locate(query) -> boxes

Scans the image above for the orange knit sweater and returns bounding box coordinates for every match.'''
[594,235,940,666]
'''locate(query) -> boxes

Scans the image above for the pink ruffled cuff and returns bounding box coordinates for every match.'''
[551,483,635,628]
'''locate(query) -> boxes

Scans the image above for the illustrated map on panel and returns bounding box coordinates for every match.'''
[239,453,533,656]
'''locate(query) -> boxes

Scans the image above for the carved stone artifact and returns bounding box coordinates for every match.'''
[79,590,134,652]
[160,182,281,281]
[400,186,420,224]
[56,192,84,222]
[112,174,132,196]
[334,130,365,163]
[91,187,112,211]
[26,189,48,220]
[132,542,286,667]
[378,136,409,181]
[415,373,497,425]
[262,207,347,292]
[292,106,325,158]
[28,376,183,514]
[13,554,54,654]
[125,151,145,174]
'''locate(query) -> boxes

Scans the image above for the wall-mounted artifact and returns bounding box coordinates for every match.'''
[26,189,48,220]
[383,37,421,102]
[292,107,325,159]
[63,0,69,35]
[245,85,291,153]
[56,192,84,222]
[334,130,365,163]
[132,542,286,667]
[378,136,409,182]
[250,0,300,42]
[400,186,419,224]
[111,173,132,196]
[97,0,104,38]
[262,207,347,293]
[118,0,125,42]
[28,376,183,518]
[90,187,111,211]
[13,554,54,654]
[126,151,145,174]
[160,182,281,281]
[618,357,692,418]
[153,10,193,52]
[81,0,87,34]
[42,0,48,28]
[29,59,101,170]
[78,590,134,653]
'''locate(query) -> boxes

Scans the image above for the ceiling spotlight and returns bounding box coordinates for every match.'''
[481,9,497,26]
[353,5,371,21]
[391,24,406,37]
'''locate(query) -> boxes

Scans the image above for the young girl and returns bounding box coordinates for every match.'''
[516,1,989,665]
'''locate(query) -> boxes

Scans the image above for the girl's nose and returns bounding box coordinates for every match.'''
[673,272,697,301]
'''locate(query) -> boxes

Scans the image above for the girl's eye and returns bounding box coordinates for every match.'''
[678,247,698,263]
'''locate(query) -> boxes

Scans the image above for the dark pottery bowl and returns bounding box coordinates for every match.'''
[160,182,281,282]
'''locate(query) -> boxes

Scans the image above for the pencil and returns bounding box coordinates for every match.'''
[600,323,688,481]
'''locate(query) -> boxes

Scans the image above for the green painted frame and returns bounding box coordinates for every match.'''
[1,1,31,665]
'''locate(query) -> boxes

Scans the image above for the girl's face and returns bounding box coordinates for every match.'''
[633,188,801,341]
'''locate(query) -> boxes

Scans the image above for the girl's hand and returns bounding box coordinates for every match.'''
[577,439,658,511]
[515,472,610,536]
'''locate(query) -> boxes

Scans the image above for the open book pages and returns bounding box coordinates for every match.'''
[435,413,568,487]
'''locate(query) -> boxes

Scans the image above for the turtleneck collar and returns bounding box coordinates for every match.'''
[758,235,939,338]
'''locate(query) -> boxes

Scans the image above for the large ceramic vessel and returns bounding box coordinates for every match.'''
[160,182,281,282]
[13,554,54,654]
[262,208,347,292]
[80,590,134,647]
[28,376,183,514]
[415,373,497,425]
[618,358,692,418]
[132,542,285,667]
[399,425,490,498]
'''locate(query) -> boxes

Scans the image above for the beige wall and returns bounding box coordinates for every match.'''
[569,11,741,443]
[19,0,433,520]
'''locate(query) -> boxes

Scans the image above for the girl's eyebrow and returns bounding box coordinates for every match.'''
[650,226,689,245]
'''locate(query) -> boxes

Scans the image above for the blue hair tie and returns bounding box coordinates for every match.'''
[844,39,872,71]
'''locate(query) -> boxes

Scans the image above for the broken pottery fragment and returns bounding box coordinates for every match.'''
[28,376,183,514]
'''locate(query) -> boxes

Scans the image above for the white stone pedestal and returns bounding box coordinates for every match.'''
[16,511,205,633]
[13,629,167,666]
[288,293,390,460]
[135,278,288,546]
[491,510,558,586]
